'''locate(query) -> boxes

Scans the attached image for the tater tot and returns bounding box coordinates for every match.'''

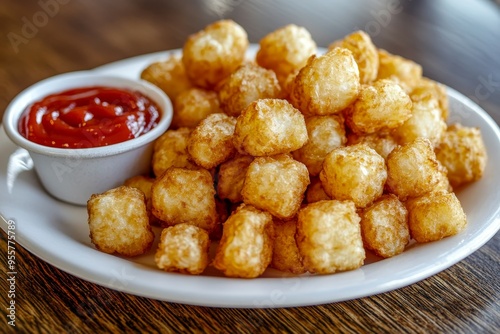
[124,175,158,225]
[290,47,360,116]
[271,219,306,274]
[435,160,453,193]
[187,113,237,169]
[124,175,154,200]
[392,95,446,147]
[256,24,317,84]
[280,69,300,100]
[182,20,248,89]
[241,154,310,220]
[435,124,487,188]
[217,155,254,203]
[411,77,449,121]
[305,176,331,203]
[296,200,365,274]
[376,49,422,93]
[218,63,281,117]
[213,204,274,278]
[406,190,467,243]
[87,186,154,257]
[346,132,398,160]
[329,30,379,84]
[140,55,193,101]
[360,194,409,258]
[151,167,218,233]
[152,128,197,177]
[233,99,308,156]
[385,138,440,200]
[155,224,210,275]
[345,79,413,134]
[292,114,346,176]
[172,88,221,129]
[320,144,387,208]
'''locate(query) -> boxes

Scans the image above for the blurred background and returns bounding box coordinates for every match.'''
[1,0,499,123]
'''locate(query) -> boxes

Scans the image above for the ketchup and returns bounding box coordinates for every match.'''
[18,86,161,148]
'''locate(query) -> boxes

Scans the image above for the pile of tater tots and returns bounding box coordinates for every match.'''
[87,20,487,278]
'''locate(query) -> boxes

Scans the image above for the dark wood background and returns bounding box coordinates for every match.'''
[1,0,499,332]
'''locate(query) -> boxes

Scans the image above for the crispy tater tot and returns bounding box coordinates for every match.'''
[217,155,254,203]
[187,113,237,169]
[140,55,193,101]
[320,144,387,208]
[346,132,398,160]
[385,138,440,200]
[271,219,306,274]
[292,114,346,176]
[151,167,218,233]
[280,69,300,100]
[329,30,379,84]
[305,176,331,203]
[155,224,210,275]
[290,47,360,116]
[360,194,409,258]
[376,49,422,93]
[124,175,154,200]
[213,204,274,278]
[406,190,467,243]
[87,186,154,257]
[435,160,453,193]
[172,88,221,129]
[152,128,197,177]
[241,154,310,220]
[182,20,249,89]
[296,200,365,274]
[256,24,317,84]
[218,63,281,117]
[233,99,308,156]
[345,79,413,134]
[435,124,487,188]
[124,175,158,225]
[392,93,447,147]
[411,77,449,121]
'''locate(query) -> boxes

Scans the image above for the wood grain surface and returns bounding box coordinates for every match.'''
[1,0,499,333]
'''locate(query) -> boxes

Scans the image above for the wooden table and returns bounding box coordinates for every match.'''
[1,0,499,332]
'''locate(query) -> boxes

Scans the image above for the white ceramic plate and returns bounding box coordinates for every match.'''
[1,47,500,308]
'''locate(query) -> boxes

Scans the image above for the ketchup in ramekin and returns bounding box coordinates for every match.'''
[18,86,161,148]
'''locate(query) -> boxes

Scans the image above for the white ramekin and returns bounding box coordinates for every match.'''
[2,71,172,205]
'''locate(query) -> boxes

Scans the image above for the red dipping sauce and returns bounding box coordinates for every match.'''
[18,86,161,148]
